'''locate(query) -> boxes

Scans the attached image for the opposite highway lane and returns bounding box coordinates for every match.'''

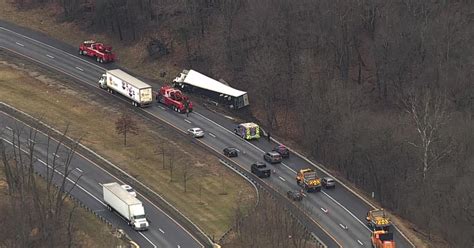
[0,19,414,248]
[0,111,203,248]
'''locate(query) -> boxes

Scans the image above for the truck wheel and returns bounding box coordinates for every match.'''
[96,57,100,62]
[99,58,104,63]
[78,50,82,55]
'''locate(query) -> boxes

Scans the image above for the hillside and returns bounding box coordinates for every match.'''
[1,0,473,247]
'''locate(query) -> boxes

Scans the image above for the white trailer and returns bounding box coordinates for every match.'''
[102,182,149,231]
[99,69,153,107]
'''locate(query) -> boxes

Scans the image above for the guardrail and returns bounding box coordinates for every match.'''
[0,102,214,248]
[217,159,328,248]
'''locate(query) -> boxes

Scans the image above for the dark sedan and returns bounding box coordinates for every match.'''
[223,147,239,157]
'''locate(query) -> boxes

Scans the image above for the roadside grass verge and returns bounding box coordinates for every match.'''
[0,57,255,238]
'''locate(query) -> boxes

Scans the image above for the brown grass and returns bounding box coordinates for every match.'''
[0,54,255,238]
[0,0,182,83]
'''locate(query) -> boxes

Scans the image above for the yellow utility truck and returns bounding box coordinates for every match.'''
[296,168,321,192]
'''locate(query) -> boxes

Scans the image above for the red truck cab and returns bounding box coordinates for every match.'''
[79,40,116,63]
[156,86,193,113]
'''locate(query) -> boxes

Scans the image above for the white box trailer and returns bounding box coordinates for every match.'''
[99,69,153,107]
[102,182,149,231]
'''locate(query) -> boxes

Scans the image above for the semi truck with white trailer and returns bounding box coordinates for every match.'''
[102,182,149,231]
[99,69,153,107]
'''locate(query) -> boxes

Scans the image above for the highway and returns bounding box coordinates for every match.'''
[0,111,203,248]
[0,19,414,248]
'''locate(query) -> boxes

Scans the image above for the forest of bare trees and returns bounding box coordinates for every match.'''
[0,125,81,247]
[10,0,474,246]
[222,193,315,248]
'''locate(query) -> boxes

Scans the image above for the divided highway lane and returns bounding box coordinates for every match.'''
[0,112,203,248]
[0,20,413,248]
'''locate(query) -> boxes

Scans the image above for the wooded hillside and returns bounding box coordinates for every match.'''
[11,0,474,246]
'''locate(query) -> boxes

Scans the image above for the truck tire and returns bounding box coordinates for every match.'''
[99,58,104,63]
[78,50,82,55]
[96,57,100,62]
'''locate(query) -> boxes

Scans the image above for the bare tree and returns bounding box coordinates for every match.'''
[224,192,312,248]
[182,162,193,193]
[168,149,175,182]
[115,112,139,146]
[0,123,81,247]
[403,89,454,180]
[154,143,166,169]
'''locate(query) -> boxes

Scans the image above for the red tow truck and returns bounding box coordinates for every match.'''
[79,40,116,63]
[156,86,193,113]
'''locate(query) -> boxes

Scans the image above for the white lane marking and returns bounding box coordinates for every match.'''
[139,232,157,248]
[0,110,194,248]
[184,119,191,124]
[339,223,348,230]
[200,111,416,248]
[8,139,159,248]
[0,27,107,71]
[0,138,105,206]
[0,29,410,246]
[158,106,165,110]
[357,240,364,246]
[278,176,286,182]
[5,126,12,131]
[28,138,35,144]
[75,168,83,173]
[177,245,181,248]
[159,228,165,234]
[75,66,84,72]
[224,115,234,120]
[53,152,60,158]
[322,191,371,231]
[208,132,216,138]
[46,54,54,59]
[321,207,328,213]
[194,111,374,233]
[15,42,24,47]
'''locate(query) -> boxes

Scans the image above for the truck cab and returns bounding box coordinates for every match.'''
[98,74,107,89]
[367,209,391,231]
[296,168,322,192]
[371,230,396,248]
[131,214,149,231]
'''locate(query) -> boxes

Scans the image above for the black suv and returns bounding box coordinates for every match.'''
[223,147,239,157]
[263,151,282,164]
[251,162,271,178]
[272,145,290,158]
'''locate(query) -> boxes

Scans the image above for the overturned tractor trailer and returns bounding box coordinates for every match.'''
[173,69,249,109]
[99,69,153,107]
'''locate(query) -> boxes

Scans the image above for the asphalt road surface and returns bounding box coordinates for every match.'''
[0,111,204,248]
[0,19,414,248]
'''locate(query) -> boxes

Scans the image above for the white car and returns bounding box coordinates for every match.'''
[121,184,137,197]
[187,127,204,138]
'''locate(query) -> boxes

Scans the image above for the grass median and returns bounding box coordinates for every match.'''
[0,56,255,238]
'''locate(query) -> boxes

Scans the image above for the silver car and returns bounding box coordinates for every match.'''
[121,184,137,197]
[187,127,205,138]
[322,177,336,189]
